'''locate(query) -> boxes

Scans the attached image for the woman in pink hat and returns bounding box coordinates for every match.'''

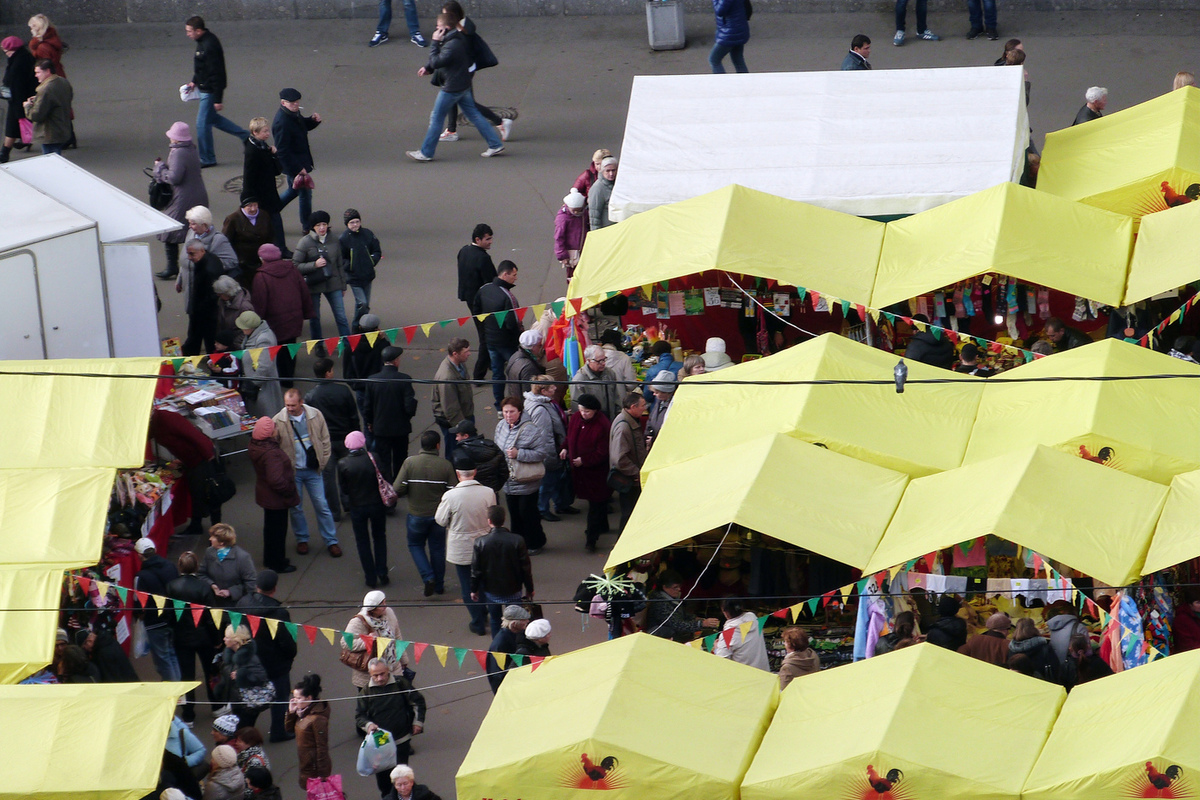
[153,121,210,280]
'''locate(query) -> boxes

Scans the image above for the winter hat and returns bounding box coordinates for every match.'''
[345,431,367,451]
[55,628,68,643]
[308,210,331,229]
[212,715,240,737]
[358,313,381,331]
[502,605,531,622]
[381,345,404,363]
[454,419,477,436]
[161,790,188,800]
[937,595,961,619]
[344,208,362,225]
[526,619,551,639]
[234,310,261,331]
[134,538,157,555]
[211,744,238,769]
[239,193,259,208]
[453,453,476,472]
[214,330,237,349]
[75,629,92,647]
[519,329,543,348]
[1,36,25,51]
[985,613,1012,632]
[600,157,618,168]
[279,87,302,102]
[702,337,733,370]
[165,121,192,142]
[575,393,601,411]
[252,416,276,440]
[361,590,387,615]
[257,569,278,592]
[650,371,677,394]
[563,188,586,209]
[257,243,281,262]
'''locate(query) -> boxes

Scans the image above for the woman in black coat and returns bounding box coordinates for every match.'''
[220,624,274,729]
[0,36,36,162]
[243,116,287,254]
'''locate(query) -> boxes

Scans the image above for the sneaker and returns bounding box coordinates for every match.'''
[411,32,428,47]
[499,119,513,142]
[986,29,999,40]
[406,150,433,162]
[213,704,232,717]
[439,130,459,142]
[920,29,941,40]
[893,29,905,46]
[481,146,505,158]
[369,32,389,47]
[967,27,983,39]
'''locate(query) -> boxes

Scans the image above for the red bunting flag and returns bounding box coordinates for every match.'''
[820,591,835,607]
[347,334,363,351]
[529,655,545,671]
[323,337,339,354]
[569,298,584,314]
[191,604,204,626]
[722,628,736,647]
[988,342,1003,354]
[771,608,789,619]
[404,326,417,344]
[1032,554,1043,572]
[76,575,91,593]
[360,635,375,656]
[810,291,822,310]
[474,650,489,670]
[134,591,149,608]
[922,552,937,571]
[247,615,260,636]
[303,625,319,645]
[457,316,471,326]
[413,642,428,665]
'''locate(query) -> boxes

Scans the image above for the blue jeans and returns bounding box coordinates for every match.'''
[290,467,338,546]
[895,0,928,31]
[146,624,181,682]
[309,290,350,339]
[455,563,487,630]
[488,344,517,407]
[350,284,372,327]
[377,0,420,36]
[484,591,524,636]
[278,171,313,232]
[41,143,64,155]
[538,463,574,514]
[967,0,997,30]
[406,514,446,589]
[196,91,249,166]
[420,88,503,158]
[709,43,748,74]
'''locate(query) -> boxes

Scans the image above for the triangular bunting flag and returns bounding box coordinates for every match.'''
[323,337,340,355]
[302,624,317,645]
[366,331,381,345]
[438,319,453,328]
[840,584,854,604]
[510,653,525,667]
[789,602,805,619]
[421,322,435,337]
[393,640,409,661]
[228,611,243,631]
[475,313,488,322]
[689,638,705,650]
[473,650,489,670]
[267,345,283,361]
[771,607,789,619]
[495,652,507,669]
[134,590,149,608]
[722,628,736,646]
[265,617,279,637]
[529,655,546,671]
[321,628,337,645]
[74,575,91,593]
[551,300,565,316]
[341,631,355,650]
[208,607,224,629]
[246,615,260,637]
[923,552,937,571]
[413,642,428,664]
[361,635,375,656]
[286,342,301,358]
[807,597,820,615]
[347,334,363,351]
[569,298,585,314]
[404,326,417,344]
[433,644,448,666]
[739,620,754,640]
[820,591,835,607]
[248,348,264,369]
[172,597,185,621]
[306,340,321,354]
[454,647,469,667]
[191,604,204,626]
[377,637,392,657]
[115,586,128,604]
[171,358,186,371]
[531,304,547,320]
[494,310,510,329]
[457,316,471,326]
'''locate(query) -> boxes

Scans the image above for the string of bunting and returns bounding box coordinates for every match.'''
[1137,292,1198,349]
[69,573,550,673]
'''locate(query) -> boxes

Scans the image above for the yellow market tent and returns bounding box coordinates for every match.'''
[863,445,1168,586]
[0,682,197,800]
[0,468,118,567]
[643,333,985,479]
[963,338,1200,485]
[1143,469,1200,576]
[741,643,1064,800]
[605,433,909,572]
[871,181,1134,308]
[0,569,72,684]
[456,633,779,800]
[1038,86,1200,222]
[567,184,885,309]
[1023,649,1200,799]
[1124,198,1200,304]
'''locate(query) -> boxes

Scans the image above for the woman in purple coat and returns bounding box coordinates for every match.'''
[566,393,611,553]
[154,121,210,279]
[554,188,588,281]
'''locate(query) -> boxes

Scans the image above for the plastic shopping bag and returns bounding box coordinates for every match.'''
[131,620,151,659]
[356,728,398,777]
[306,775,345,800]
[179,83,200,102]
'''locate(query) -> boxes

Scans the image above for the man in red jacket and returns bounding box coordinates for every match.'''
[149,409,222,537]
[251,242,312,387]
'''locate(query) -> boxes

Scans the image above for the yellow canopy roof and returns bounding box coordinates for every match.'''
[1124,198,1200,304]
[0,468,116,568]
[742,643,1064,800]
[456,633,779,800]
[864,445,1167,586]
[567,184,885,308]
[643,333,984,479]
[0,358,161,468]
[963,338,1200,485]
[1038,86,1200,220]
[1144,469,1200,575]
[0,569,69,685]
[1023,649,1200,799]
[872,181,1134,308]
[605,434,908,572]
[0,682,197,800]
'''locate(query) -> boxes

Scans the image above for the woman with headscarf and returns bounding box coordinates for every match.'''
[154,121,209,280]
[338,431,390,588]
[248,416,299,574]
[0,36,36,163]
[343,590,409,690]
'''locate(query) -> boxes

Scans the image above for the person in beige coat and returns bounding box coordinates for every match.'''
[273,388,341,556]
[431,337,475,463]
[343,590,409,689]
[777,626,821,690]
[435,457,497,636]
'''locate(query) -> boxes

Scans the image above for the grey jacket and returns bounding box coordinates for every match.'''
[185,226,239,275]
[588,175,615,230]
[199,544,257,604]
[241,321,285,418]
[571,364,621,421]
[430,355,474,427]
[294,231,347,293]
[494,415,554,496]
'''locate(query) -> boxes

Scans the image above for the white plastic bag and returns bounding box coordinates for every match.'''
[179,83,200,102]
[355,728,397,777]
[132,620,151,659]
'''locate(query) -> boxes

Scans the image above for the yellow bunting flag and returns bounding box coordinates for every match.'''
[739,621,754,641]
[689,638,705,650]
[94,580,110,596]
[475,314,488,322]
[642,284,655,299]
[433,645,449,666]
[420,323,435,337]
[321,628,337,646]
[531,304,547,320]
[264,618,278,637]
[249,348,263,369]
[840,584,854,604]
[495,653,507,669]
[869,308,881,322]
[789,603,805,619]
[366,331,379,346]
[187,355,205,367]
[306,340,321,354]
[208,608,224,629]
[377,637,392,655]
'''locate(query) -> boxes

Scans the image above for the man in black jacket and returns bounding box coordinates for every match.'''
[470,506,534,635]
[363,345,418,482]
[236,569,298,742]
[307,357,361,521]
[181,239,225,356]
[453,420,507,492]
[133,538,181,681]
[183,16,248,167]
[272,87,322,232]
[457,224,497,380]
[474,261,523,408]
[904,313,955,370]
[405,12,505,162]
[76,627,138,683]
[166,551,222,724]
[356,661,427,797]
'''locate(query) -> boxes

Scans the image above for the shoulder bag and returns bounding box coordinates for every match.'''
[506,422,546,483]
[338,614,376,670]
[367,452,398,509]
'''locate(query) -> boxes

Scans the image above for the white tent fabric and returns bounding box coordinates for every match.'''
[610,66,1029,221]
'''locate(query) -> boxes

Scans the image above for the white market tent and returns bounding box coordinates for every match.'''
[609,65,1029,221]
[0,155,178,359]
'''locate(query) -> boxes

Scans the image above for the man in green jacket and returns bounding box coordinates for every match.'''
[394,431,458,596]
[23,59,72,154]
[430,337,474,463]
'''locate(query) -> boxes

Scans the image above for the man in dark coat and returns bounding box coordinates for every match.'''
[474,261,523,409]
[345,313,391,439]
[223,195,275,284]
[363,345,418,482]
[76,627,138,682]
[0,36,37,164]
[165,551,222,724]
[306,357,361,521]
[457,224,497,380]
[453,420,508,493]
[904,314,955,370]
[1044,317,1092,352]
[180,239,225,356]
[242,118,288,256]
[184,16,248,167]
[356,661,427,797]
[470,506,534,635]
[133,538,181,681]
[236,569,298,742]
[251,242,313,386]
[272,87,322,232]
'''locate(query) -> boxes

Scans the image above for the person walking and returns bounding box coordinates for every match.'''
[355,658,427,799]
[457,224,498,380]
[394,431,458,597]
[609,392,649,533]
[406,13,505,162]
[165,551,223,725]
[132,538,181,682]
[21,57,70,156]
[494,396,553,553]
[431,338,474,463]
[251,243,312,386]
[363,346,418,482]
[709,0,749,73]
[224,196,276,284]
[435,454,496,635]
[554,188,588,280]
[566,393,611,552]
[339,430,392,588]
[273,389,341,558]
[273,88,322,232]
[469,505,534,634]
[452,420,508,494]
[0,36,36,163]
[27,14,73,149]
[242,116,288,257]
[370,0,428,48]
[475,261,523,409]
[307,357,361,523]
[433,2,512,145]
[152,122,208,280]
[965,0,998,40]
[236,569,298,742]
[183,16,248,168]
[892,0,941,46]
[340,208,383,329]
[285,673,332,791]
[295,210,350,339]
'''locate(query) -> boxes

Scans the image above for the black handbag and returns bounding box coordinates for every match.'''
[471,32,499,70]
[203,459,237,507]
[143,167,173,211]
